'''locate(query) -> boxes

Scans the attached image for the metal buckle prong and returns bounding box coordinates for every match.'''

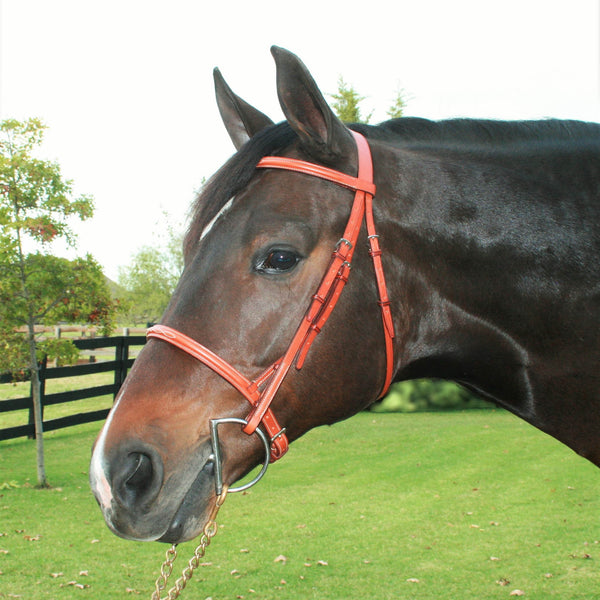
[270,427,287,443]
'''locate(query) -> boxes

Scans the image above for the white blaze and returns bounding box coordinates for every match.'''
[199,197,235,242]
[89,378,131,510]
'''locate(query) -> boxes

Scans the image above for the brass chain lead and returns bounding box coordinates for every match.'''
[151,487,228,600]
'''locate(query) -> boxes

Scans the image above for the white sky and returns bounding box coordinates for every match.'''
[1,0,599,279]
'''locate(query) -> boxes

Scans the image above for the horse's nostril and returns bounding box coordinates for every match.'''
[125,453,153,492]
[114,451,162,509]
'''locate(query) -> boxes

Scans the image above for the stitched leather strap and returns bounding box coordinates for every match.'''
[146,325,289,461]
[257,156,376,196]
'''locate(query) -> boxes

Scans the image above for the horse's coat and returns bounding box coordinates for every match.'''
[90,47,600,545]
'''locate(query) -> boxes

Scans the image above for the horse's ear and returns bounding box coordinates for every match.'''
[271,46,355,164]
[214,68,274,150]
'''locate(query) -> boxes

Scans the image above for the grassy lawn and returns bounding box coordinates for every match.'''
[0,410,598,599]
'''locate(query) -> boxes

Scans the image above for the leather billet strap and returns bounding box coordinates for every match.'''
[147,130,394,463]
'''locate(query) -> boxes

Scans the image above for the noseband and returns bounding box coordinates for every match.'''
[147,130,394,465]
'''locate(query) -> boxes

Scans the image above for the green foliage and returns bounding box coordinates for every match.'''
[118,246,179,324]
[330,77,372,124]
[0,323,28,376]
[37,337,81,366]
[0,118,94,247]
[0,118,118,370]
[4,253,116,324]
[330,78,410,123]
[118,217,183,325]
[386,87,409,119]
[372,379,492,413]
[0,252,118,373]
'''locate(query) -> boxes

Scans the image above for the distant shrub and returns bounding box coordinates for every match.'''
[370,379,492,413]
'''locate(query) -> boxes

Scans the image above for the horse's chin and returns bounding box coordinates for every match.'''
[157,514,208,544]
[157,465,218,544]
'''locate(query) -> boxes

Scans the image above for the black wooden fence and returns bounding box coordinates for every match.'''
[0,336,146,442]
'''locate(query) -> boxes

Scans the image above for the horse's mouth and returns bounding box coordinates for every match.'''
[96,440,218,544]
[157,457,218,544]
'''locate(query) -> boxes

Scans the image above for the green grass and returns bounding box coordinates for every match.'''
[0,411,599,599]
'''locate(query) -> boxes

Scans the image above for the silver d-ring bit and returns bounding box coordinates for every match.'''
[209,417,271,495]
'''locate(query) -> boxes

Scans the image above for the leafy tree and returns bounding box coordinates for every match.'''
[330,77,372,124]
[330,78,410,123]
[371,379,491,413]
[0,117,118,487]
[118,246,179,324]
[118,218,183,325]
[387,87,409,119]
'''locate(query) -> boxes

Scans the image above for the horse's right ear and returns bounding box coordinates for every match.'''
[214,68,274,150]
[271,46,355,164]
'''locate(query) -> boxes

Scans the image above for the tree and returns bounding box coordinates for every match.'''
[118,246,180,324]
[118,217,183,325]
[371,379,491,413]
[387,87,409,119]
[0,117,118,487]
[330,78,410,123]
[330,77,372,124]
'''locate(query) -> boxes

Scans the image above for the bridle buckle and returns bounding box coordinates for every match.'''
[335,237,353,251]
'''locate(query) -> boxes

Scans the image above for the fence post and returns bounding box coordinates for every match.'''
[113,337,129,398]
[113,338,122,397]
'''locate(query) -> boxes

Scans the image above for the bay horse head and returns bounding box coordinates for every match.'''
[90,46,600,547]
[90,47,396,543]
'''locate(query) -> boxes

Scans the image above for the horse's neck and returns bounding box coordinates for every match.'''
[383,143,600,465]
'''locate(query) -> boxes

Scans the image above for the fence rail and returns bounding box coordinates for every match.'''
[0,336,146,442]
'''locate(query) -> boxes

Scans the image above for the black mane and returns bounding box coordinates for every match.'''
[187,116,600,252]
[351,117,600,148]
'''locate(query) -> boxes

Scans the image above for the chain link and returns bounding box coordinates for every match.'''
[151,487,228,600]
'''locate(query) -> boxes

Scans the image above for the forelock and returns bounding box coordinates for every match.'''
[185,122,297,254]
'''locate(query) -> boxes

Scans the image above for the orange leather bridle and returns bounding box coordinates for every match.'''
[147,130,394,463]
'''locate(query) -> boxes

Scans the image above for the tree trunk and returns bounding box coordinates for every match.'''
[27,320,49,488]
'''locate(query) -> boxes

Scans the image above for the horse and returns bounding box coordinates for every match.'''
[90,46,600,548]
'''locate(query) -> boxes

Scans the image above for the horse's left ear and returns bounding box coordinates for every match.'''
[214,68,274,150]
[271,46,355,164]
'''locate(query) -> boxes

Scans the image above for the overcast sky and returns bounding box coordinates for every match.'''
[1,0,598,279]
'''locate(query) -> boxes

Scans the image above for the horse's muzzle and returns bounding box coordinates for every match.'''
[90,418,272,543]
[90,434,217,543]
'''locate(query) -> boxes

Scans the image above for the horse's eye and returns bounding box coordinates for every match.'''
[257,249,301,274]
